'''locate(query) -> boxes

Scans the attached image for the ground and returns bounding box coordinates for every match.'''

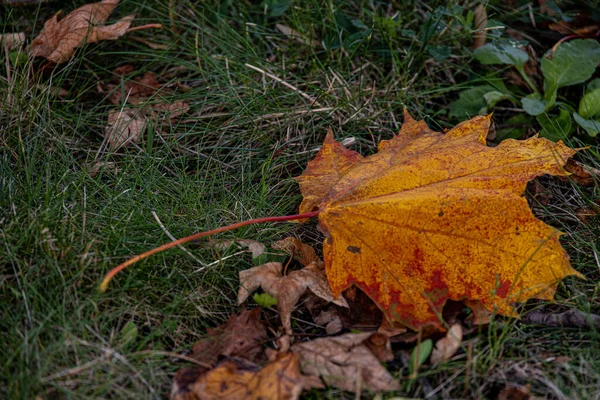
[1,1,599,399]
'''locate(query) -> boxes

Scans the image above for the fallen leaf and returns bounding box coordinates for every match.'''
[298,111,582,330]
[562,159,600,186]
[30,0,135,64]
[497,384,531,400]
[105,108,147,150]
[272,237,321,267]
[171,353,321,400]
[207,238,266,259]
[238,261,348,335]
[291,332,400,393]
[191,309,268,367]
[275,23,320,48]
[430,323,463,364]
[0,32,26,50]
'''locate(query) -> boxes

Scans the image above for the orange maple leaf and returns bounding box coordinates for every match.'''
[297,111,584,330]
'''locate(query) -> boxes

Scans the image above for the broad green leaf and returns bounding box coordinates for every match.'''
[253,292,278,307]
[541,39,600,90]
[449,85,495,120]
[484,91,513,108]
[521,94,546,116]
[474,43,528,67]
[588,78,600,92]
[578,88,600,119]
[537,109,573,141]
[409,339,433,376]
[428,44,451,61]
[574,112,600,137]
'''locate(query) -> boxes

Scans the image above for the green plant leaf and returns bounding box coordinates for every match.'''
[409,339,433,376]
[541,39,600,90]
[120,321,138,348]
[573,112,600,137]
[427,44,451,61]
[521,94,546,116]
[578,88,600,119]
[537,109,573,141]
[253,292,278,307]
[474,43,528,67]
[587,78,600,92]
[484,91,512,108]
[449,85,495,120]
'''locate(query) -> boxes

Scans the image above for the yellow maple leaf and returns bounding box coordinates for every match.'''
[297,111,583,330]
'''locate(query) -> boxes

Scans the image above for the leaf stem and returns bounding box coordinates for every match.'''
[99,211,319,292]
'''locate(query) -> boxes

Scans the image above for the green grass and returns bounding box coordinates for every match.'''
[2,1,600,398]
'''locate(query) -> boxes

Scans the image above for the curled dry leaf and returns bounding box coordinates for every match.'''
[272,237,321,267]
[30,0,134,64]
[562,159,600,187]
[0,32,26,50]
[191,309,268,367]
[238,261,348,335]
[171,352,322,400]
[298,111,582,330]
[207,238,266,259]
[105,108,147,150]
[430,323,463,364]
[291,332,400,393]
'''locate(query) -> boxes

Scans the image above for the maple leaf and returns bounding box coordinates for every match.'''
[291,332,400,393]
[170,352,322,400]
[30,0,135,64]
[298,111,583,330]
[238,261,348,335]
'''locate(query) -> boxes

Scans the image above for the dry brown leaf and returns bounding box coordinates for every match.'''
[430,323,463,364]
[171,352,322,400]
[207,238,266,259]
[497,384,531,400]
[562,159,600,187]
[191,309,268,367]
[30,0,135,64]
[0,32,26,50]
[272,237,321,267]
[105,108,147,150]
[238,262,348,335]
[291,332,400,393]
[86,161,118,176]
[275,24,320,48]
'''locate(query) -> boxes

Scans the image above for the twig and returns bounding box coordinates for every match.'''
[521,308,600,330]
[151,211,206,268]
[245,63,322,106]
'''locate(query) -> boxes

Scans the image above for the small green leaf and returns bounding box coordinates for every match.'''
[587,78,600,92]
[484,91,512,108]
[427,44,451,61]
[574,112,600,137]
[120,321,138,348]
[578,88,600,119]
[537,109,573,141]
[409,339,433,376]
[449,85,495,120]
[253,292,278,307]
[521,94,546,116]
[474,42,528,67]
[262,0,291,17]
[541,39,600,90]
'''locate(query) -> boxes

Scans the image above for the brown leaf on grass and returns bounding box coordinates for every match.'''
[170,353,322,400]
[291,332,400,393]
[520,308,600,330]
[298,111,582,330]
[191,309,268,368]
[497,384,531,400]
[562,159,600,187]
[430,323,463,364]
[272,237,321,267]
[238,262,348,335]
[275,24,320,48]
[30,0,134,64]
[0,32,26,50]
[207,238,266,258]
[105,108,147,150]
